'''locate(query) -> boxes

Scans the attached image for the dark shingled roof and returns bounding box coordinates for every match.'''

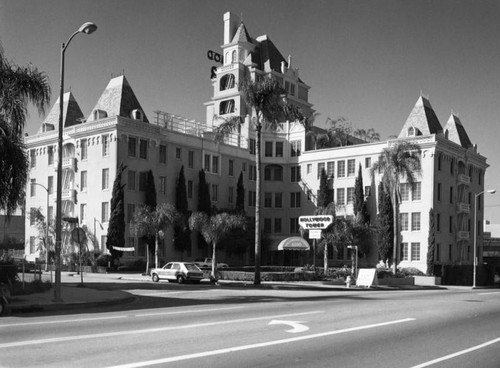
[87,75,149,123]
[398,96,443,138]
[39,92,84,133]
[444,114,473,149]
[231,23,252,44]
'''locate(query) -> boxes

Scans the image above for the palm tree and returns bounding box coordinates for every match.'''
[314,203,336,274]
[189,212,246,280]
[130,203,179,272]
[370,140,421,273]
[214,75,304,285]
[0,45,51,215]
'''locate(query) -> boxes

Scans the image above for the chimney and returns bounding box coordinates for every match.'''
[224,12,240,44]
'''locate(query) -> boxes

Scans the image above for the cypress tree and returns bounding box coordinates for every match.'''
[236,171,245,213]
[354,164,370,224]
[197,169,211,250]
[106,163,127,262]
[174,166,191,253]
[143,170,157,258]
[317,168,329,208]
[427,208,436,275]
[376,182,394,265]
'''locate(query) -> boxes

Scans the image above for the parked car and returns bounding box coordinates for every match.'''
[150,262,204,284]
[194,258,229,269]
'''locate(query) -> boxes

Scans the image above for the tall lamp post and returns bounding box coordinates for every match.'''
[32,183,49,271]
[54,22,97,302]
[473,189,496,288]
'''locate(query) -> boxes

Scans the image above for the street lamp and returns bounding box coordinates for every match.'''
[473,189,496,288]
[32,183,49,271]
[54,22,97,303]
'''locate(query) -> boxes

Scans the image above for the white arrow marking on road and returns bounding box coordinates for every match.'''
[268,320,309,333]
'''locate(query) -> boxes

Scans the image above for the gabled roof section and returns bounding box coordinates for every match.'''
[38,92,84,133]
[398,96,443,138]
[444,114,473,149]
[87,75,149,123]
[256,36,287,74]
[231,22,252,44]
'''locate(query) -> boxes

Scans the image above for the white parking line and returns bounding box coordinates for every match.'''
[410,337,500,368]
[106,318,416,368]
[0,310,323,348]
[1,306,244,328]
[478,291,500,296]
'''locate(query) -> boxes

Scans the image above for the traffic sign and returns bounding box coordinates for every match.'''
[71,227,86,244]
[298,215,333,229]
[309,229,322,239]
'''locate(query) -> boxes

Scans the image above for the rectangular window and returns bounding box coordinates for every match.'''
[101,202,109,223]
[30,150,36,168]
[102,135,109,157]
[249,165,256,181]
[48,146,54,165]
[290,192,301,208]
[290,140,301,157]
[337,188,345,205]
[402,243,409,261]
[211,184,218,202]
[290,84,296,96]
[102,168,109,190]
[307,164,312,174]
[400,183,410,201]
[30,237,36,254]
[187,180,193,199]
[128,171,136,191]
[401,213,409,231]
[347,159,356,176]
[139,172,147,191]
[411,212,421,231]
[176,147,181,159]
[437,213,441,232]
[437,154,441,171]
[228,186,234,204]
[139,139,148,159]
[229,160,234,177]
[212,156,219,174]
[204,154,211,172]
[30,179,36,197]
[265,141,273,157]
[188,151,194,168]
[81,139,88,160]
[327,162,335,177]
[47,176,54,195]
[291,166,301,182]
[30,208,36,226]
[437,183,441,201]
[365,157,371,168]
[347,187,354,204]
[81,171,87,191]
[317,163,325,179]
[449,186,453,204]
[159,176,167,194]
[411,243,420,261]
[449,216,453,233]
[275,142,283,157]
[159,144,167,163]
[249,139,256,155]
[337,161,345,178]
[264,192,273,208]
[248,191,256,207]
[80,203,87,223]
[275,192,283,208]
[436,243,440,262]
[128,137,137,157]
[127,204,135,223]
[412,182,422,201]
[48,206,53,222]
[264,218,272,233]
[274,218,282,233]
[290,218,299,234]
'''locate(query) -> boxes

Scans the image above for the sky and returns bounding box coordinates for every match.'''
[1,0,500,222]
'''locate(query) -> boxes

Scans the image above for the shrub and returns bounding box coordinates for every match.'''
[11,279,52,296]
[398,267,425,277]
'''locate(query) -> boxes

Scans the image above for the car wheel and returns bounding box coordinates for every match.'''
[176,275,185,284]
[152,274,160,283]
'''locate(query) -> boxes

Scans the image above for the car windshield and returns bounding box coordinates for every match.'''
[184,263,201,271]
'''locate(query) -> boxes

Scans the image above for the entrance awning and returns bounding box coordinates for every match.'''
[277,237,310,251]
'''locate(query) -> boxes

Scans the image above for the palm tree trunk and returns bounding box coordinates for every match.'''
[323,242,328,275]
[211,242,217,280]
[145,243,150,275]
[155,234,159,269]
[392,188,399,274]
[254,124,262,285]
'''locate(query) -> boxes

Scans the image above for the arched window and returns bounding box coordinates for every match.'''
[219,99,235,115]
[408,127,415,136]
[220,74,235,91]
[231,50,237,63]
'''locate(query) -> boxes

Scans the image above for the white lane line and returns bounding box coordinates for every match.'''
[478,291,500,296]
[1,306,244,328]
[131,289,215,296]
[410,337,500,368]
[0,311,323,348]
[106,318,416,368]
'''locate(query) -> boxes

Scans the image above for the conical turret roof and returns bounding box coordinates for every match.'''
[38,91,84,133]
[398,96,443,138]
[444,114,473,149]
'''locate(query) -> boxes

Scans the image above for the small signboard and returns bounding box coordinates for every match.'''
[71,228,86,244]
[298,215,333,229]
[356,268,378,288]
[308,229,322,239]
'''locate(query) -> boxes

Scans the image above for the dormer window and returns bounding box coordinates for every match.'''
[408,127,415,136]
[131,109,143,121]
[231,50,237,63]
[93,109,108,121]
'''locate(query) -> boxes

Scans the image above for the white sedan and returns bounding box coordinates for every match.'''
[151,262,204,284]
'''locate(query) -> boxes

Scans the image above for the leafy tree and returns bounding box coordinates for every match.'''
[353,128,381,142]
[370,140,421,273]
[325,117,353,147]
[317,168,329,208]
[353,164,369,225]
[236,171,245,213]
[314,202,336,274]
[31,207,55,268]
[214,75,305,284]
[174,166,191,254]
[427,208,436,276]
[131,203,179,270]
[106,163,127,263]
[0,45,51,215]
[376,182,394,265]
[189,212,246,280]
[142,169,157,267]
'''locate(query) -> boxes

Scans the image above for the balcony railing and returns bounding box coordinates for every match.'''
[457,202,471,214]
[61,189,77,202]
[458,231,470,240]
[458,174,470,185]
[54,157,77,171]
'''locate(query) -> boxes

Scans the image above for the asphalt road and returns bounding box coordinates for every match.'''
[1,280,500,368]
